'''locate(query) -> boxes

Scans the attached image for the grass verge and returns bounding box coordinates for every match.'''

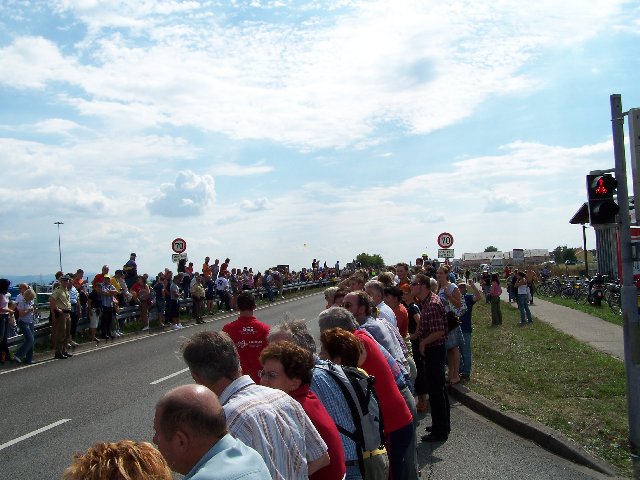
[468,299,631,476]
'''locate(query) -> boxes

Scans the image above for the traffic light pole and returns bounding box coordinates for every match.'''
[610,94,640,457]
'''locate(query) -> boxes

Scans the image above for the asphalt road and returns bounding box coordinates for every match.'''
[0,293,608,479]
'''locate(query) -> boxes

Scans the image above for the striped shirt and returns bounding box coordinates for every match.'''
[310,358,358,462]
[219,375,328,480]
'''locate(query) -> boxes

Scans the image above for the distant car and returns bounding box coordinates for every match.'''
[564,260,577,265]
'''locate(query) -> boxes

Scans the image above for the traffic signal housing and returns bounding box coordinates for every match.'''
[586,174,619,224]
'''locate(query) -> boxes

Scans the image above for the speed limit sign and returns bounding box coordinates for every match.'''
[437,232,454,248]
[171,237,187,254]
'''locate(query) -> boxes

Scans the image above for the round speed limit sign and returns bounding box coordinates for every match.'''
[172,237,187,254]
[437,232,454,248]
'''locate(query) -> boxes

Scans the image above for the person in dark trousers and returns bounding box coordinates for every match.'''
[411,273,450,443]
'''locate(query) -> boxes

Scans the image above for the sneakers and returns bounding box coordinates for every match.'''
[141,326,150,331]
[171,324,181,330]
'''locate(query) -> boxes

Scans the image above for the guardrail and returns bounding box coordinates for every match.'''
[7,279,331,349]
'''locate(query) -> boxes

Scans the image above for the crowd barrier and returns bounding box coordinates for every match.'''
[7,279,331,349]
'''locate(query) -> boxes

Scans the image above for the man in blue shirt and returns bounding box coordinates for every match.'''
[153,384,270,480]
[457,280,483,379]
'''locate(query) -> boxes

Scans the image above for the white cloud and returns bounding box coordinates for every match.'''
[32,119,85,135]
[147,170,215,217]
[0,184,113,215]
[212,161,273,176]
[0,1,631,149]
[0,36,88,89]
[240,198,273,211]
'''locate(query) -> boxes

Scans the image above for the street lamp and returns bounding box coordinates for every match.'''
[54,221,64,272]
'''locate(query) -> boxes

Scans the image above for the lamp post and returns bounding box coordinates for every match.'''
[54,221,64,272]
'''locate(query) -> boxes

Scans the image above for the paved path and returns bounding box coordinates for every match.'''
[500,291,624,360]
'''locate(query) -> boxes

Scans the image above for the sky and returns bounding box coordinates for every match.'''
[1,0,639,278]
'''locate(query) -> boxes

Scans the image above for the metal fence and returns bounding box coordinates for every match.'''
[7,279,331,349]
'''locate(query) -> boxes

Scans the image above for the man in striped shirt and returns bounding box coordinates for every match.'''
[181,331,329,480]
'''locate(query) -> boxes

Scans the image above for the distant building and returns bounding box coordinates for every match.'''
[461,249,550,267]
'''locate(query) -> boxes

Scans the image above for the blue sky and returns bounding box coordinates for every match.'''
[1,0,639,277]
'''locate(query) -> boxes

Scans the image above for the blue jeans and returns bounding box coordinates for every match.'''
[460,331,472,376]
[16,321,34,363]
[345,464,363,480]
[517,294,533,323]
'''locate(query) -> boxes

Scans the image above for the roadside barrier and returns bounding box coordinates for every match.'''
[7,279,330,349]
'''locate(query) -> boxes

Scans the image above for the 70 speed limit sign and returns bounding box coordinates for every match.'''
[172,237,187,254]
[437,232,454,248]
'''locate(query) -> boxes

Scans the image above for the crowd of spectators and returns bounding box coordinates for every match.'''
[30,255,490,479]
[0,255,346,363]
[0,250,508,480]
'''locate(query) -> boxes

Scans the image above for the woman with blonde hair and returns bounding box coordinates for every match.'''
[61,440,172,480]
[14,288,37,364]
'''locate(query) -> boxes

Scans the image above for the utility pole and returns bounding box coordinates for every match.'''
[582,225,589,277]
[610,94,640,457]
[54,221,63,273]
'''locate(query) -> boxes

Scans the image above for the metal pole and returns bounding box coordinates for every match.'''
[610,94,640,453]
[582,225,589,277]
[628,108,640,224]
[54,221,63,272]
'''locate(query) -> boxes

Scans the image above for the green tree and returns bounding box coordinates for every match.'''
[484,246,498,252]
[552,245,578,263]
[355,252,385,269]
[553,246,564,263]
[563,248,577,263]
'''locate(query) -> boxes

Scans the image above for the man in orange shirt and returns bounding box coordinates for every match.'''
[202,257,212,279]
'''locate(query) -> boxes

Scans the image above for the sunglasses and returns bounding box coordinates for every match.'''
[343,302,357,308]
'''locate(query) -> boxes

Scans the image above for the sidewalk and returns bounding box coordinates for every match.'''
[499,291,624,361]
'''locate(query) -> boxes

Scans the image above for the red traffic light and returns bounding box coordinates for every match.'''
[589,175,617,198]
[586,174,619,224]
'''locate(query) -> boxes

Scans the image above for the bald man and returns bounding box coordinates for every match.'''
[153,384,270,479]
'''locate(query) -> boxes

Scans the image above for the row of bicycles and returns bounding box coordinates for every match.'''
[535,275,622,315]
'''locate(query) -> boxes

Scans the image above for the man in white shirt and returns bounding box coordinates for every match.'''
[365,280,397,326]
[181,331,330,480]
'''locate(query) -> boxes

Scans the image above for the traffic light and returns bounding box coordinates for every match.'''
[586,174,619,224]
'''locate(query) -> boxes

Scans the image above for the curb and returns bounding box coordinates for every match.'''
[449,383,617,477]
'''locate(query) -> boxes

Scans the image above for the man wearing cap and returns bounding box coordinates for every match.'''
[123,253,138,289]
[50,275,73,359]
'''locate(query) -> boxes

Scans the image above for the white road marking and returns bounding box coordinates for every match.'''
[150,368,190,385]
[0,418,71,452]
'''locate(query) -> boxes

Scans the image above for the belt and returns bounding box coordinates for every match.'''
[345,447,387,466]
[62,309,72,313]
